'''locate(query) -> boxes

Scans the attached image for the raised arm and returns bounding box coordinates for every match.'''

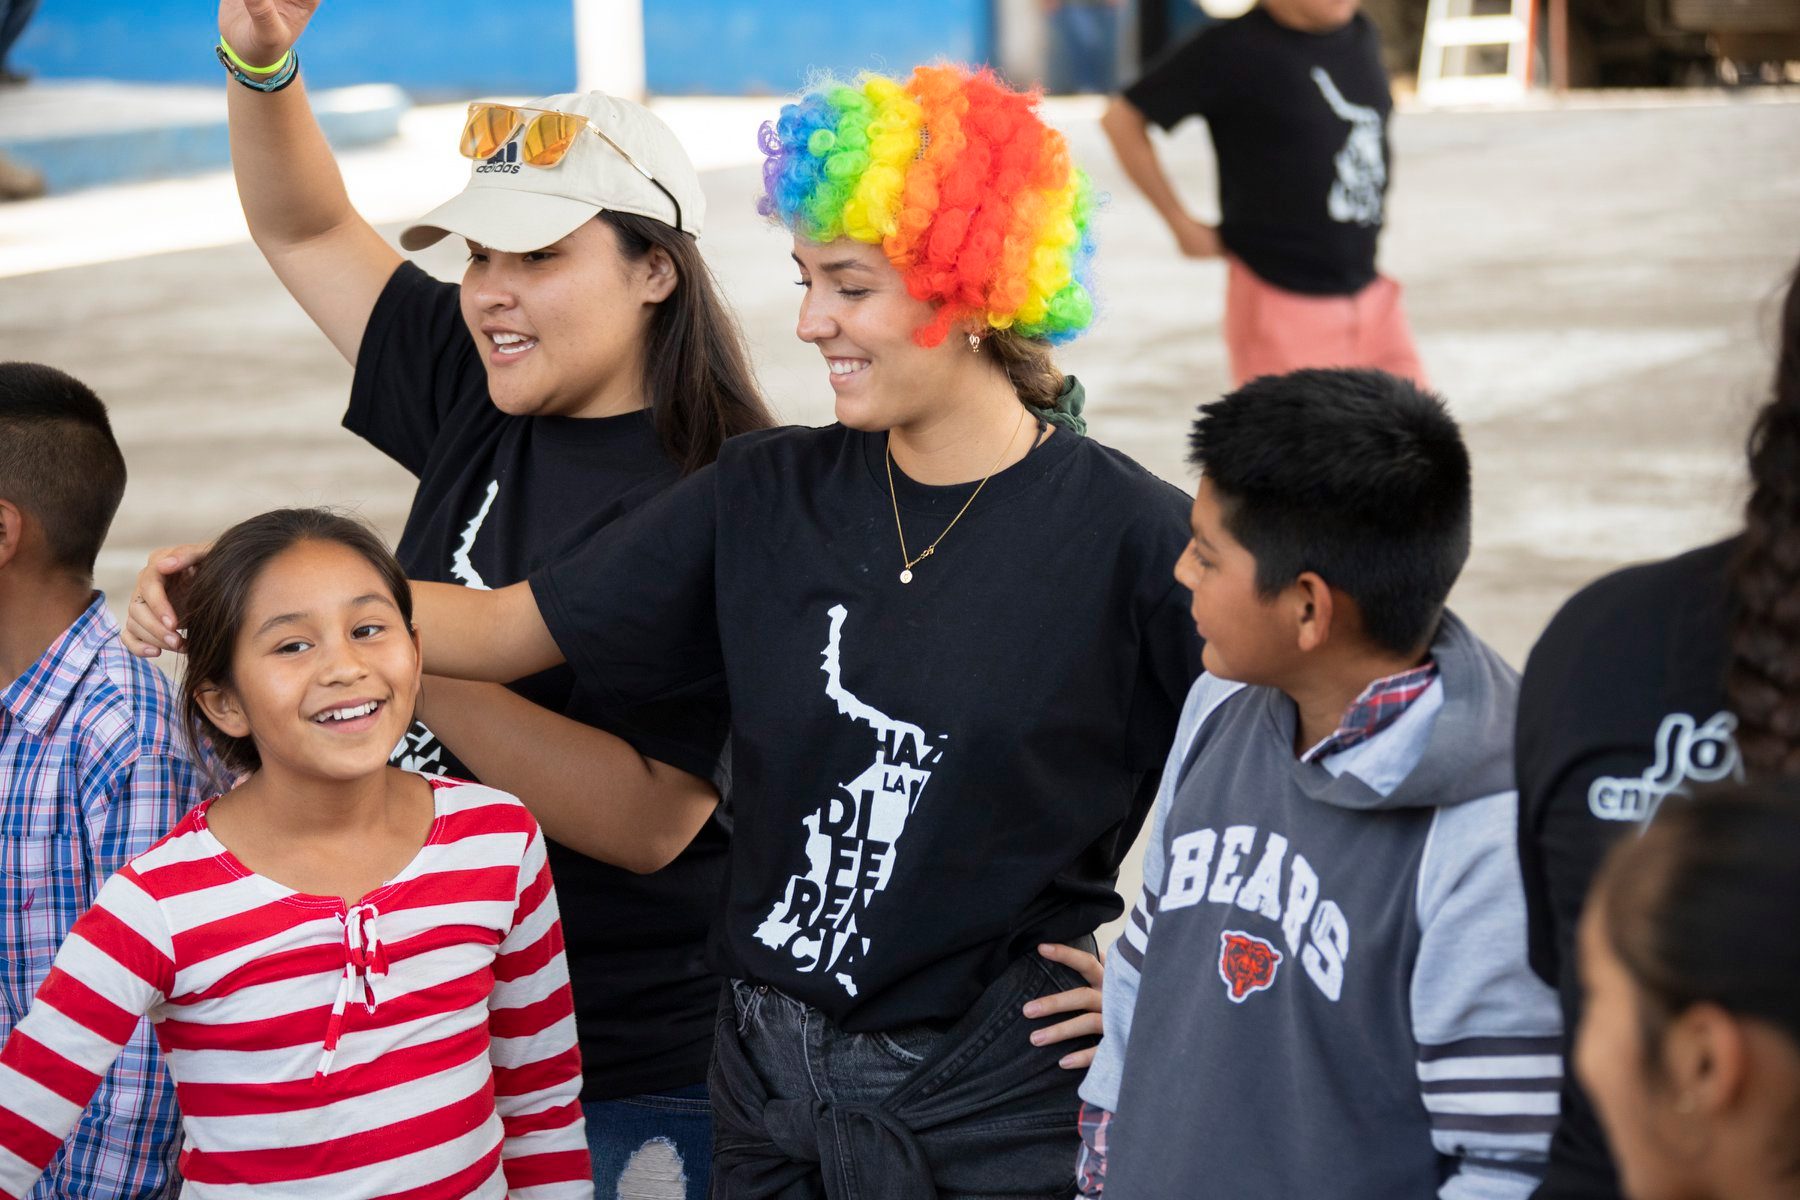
[1098,96,1220,260]
[416,677,719,872]
[220,0,402,360]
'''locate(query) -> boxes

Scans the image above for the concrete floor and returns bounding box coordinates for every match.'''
[1,90,1797,951]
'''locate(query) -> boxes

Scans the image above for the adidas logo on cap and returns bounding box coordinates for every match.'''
[476,142,520,174]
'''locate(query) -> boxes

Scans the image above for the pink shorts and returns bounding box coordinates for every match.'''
[1223,256,1429,389]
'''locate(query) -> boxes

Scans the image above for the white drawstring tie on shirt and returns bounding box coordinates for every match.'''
[315,902,387,1080]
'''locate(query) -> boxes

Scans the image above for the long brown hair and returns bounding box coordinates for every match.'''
[1727,260,1800,775]
[598,211,775,474]
[181,509,412,782]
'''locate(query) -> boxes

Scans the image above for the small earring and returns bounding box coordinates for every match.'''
[968,332,982,353]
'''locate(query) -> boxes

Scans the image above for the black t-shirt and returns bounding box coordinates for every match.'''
[1124,7,1391,295]
[532,413,1205,1032]
[345,261,730,1101]
[1515,538,1741,1200]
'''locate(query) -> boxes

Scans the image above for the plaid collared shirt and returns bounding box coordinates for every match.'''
[1300,660,1441,764]
[1075,1101,1111,1197]
[1,594,202,1199]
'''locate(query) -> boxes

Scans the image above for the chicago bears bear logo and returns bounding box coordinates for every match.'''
[1218,930,1283,1003]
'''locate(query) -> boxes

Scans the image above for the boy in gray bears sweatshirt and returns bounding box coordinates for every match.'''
[1077,369,1562,1199]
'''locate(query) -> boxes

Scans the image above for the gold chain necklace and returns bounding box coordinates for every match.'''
[885,404,1027,584]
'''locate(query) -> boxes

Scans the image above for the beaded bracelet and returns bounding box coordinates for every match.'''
[215,40,300,93]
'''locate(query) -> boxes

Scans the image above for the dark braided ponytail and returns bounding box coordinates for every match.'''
[1727,260,1800,775]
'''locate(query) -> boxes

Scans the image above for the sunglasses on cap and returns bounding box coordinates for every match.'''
[457,101,685,234]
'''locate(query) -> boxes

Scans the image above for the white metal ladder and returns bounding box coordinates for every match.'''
[1417,0,1536,105]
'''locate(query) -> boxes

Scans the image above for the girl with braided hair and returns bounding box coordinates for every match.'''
[1515,255,1800,1200]
[132,64,1203,1196]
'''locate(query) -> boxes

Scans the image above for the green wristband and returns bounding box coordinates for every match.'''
[217,36,291,76]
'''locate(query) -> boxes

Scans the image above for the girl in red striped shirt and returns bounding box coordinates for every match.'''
[0,509,592,1200]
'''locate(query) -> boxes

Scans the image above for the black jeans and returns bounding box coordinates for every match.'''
[710,949,1093,1199]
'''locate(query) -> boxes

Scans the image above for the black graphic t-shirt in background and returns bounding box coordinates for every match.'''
[1124,7,1392,295]
[344,261,730,1101]
[1516,538,1742,1200]
[533,414,1205,1032]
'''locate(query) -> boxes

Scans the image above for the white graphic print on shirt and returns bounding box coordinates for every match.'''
[450,479,500,590]
[394,722,447,775]
[1588,711,1742,824]
[1310,67,1385,227]
[390,479,501,774]
[1162,824,1349,1001]
[754,604,946,997]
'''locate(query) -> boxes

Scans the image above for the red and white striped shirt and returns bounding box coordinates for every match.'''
[0,776,592,1200]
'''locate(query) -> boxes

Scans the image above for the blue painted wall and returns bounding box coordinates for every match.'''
[17,0,579,94]
[644,1,989,94]
[15,1,991,96]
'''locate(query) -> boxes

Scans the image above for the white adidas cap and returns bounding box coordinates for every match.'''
[401,91,706,252]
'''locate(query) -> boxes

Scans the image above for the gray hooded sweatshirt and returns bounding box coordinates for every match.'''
[1081,612,1561,1200]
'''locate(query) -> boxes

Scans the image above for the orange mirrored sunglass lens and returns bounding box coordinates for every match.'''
[520,113,583,167]
[460,105,522,160]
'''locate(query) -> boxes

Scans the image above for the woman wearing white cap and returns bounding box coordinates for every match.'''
[128,1,772,1192]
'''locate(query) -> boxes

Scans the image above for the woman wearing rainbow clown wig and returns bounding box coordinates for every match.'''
[447,62,1197,1197]
[140,64,1202,1195]
[760,66,1098,353]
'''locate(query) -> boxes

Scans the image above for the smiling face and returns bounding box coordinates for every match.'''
[199,539,420,787]
[1172,478,1300,686]
[792,237,992,432]
[459,217,667,419]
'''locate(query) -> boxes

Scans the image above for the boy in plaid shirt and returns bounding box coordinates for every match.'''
[0,363,201,1199]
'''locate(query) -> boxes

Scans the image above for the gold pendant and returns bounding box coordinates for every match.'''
[900,568,914,584]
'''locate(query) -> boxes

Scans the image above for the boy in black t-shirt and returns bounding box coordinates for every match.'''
[1101,0,1427,387]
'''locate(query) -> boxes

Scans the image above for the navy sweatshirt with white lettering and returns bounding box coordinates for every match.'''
[1081,612,1562,1200]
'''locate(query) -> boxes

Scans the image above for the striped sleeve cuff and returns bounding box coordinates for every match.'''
[1417,1036,1562,1151]
[1114,886,1159,973]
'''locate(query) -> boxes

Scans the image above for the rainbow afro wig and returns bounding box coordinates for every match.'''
[757,64,1097,349]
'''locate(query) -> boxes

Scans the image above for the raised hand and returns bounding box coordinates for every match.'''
[218,0,321,70]
[123,542,212,658]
